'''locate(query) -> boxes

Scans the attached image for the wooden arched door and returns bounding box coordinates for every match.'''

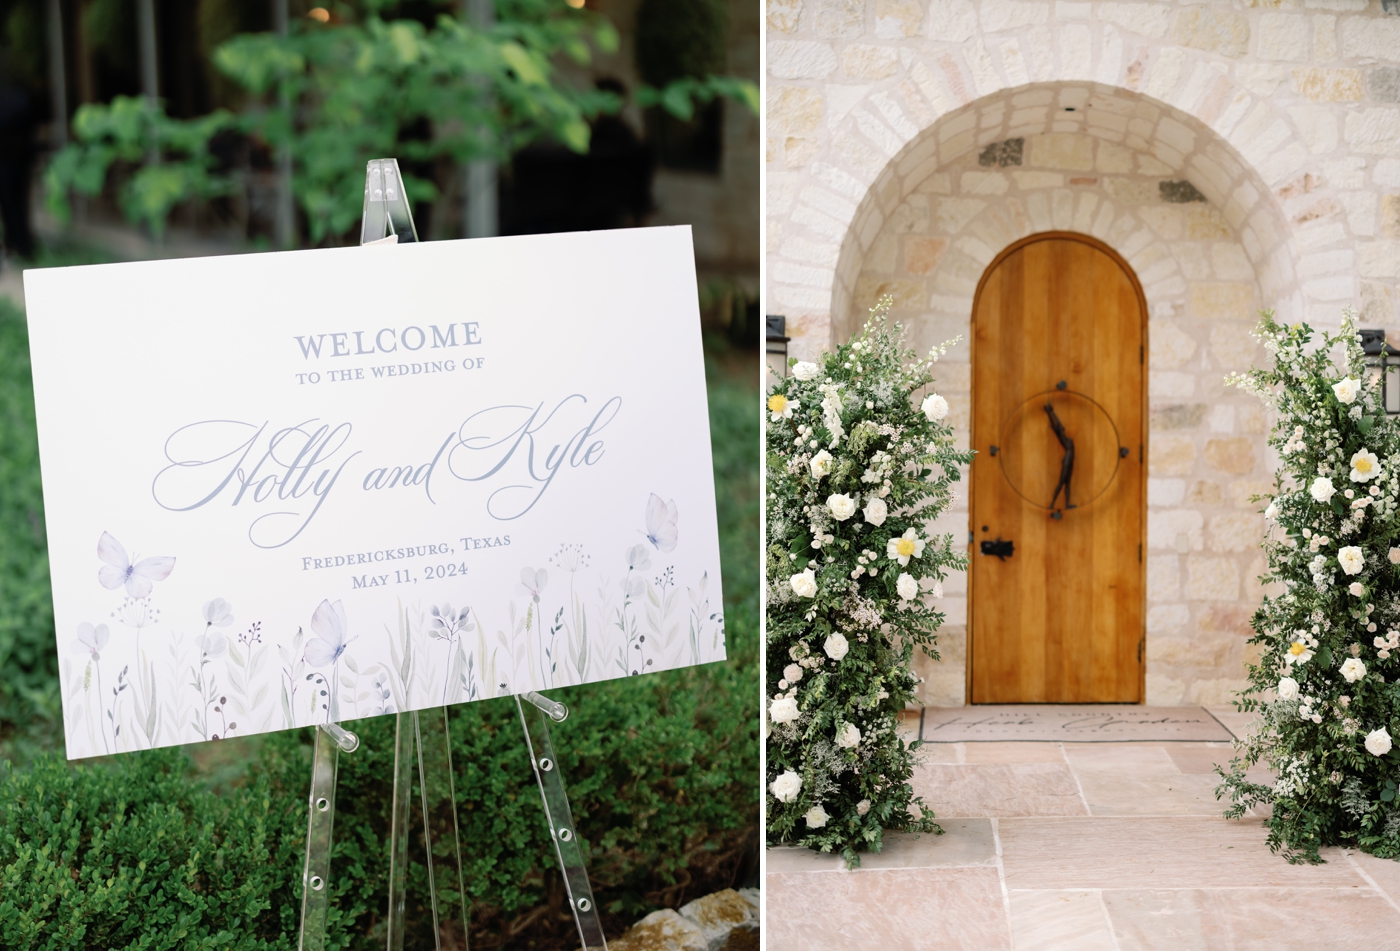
[968,232,1146,703]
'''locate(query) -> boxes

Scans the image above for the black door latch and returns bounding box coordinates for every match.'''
[980,537,1014,560]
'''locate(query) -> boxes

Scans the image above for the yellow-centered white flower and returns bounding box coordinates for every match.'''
[1286,641,1314,666]
[767,393,797,421]
[887,528,926,566]
[1351,448,1380,483]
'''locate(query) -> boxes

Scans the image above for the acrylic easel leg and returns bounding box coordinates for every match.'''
[518,692,608,951]
[385,708,468,951]
[298,722,359,951]
[416,707,470,949]
[385,712,414,951]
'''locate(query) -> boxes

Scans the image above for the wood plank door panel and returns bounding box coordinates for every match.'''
[969,233,1146,704]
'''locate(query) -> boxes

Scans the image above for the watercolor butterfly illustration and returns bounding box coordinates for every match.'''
[644,494,679,553]
[97,532,175,599]
[303,599,354,667]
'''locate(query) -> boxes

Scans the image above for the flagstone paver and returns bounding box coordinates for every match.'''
[767,735,1400,949]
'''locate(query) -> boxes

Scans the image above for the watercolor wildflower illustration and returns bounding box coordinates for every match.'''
[63,497,723,758]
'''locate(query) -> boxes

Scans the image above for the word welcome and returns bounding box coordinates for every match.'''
[294,322,482,361]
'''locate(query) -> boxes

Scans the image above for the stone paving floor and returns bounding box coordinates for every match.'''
[767,707,1400,950]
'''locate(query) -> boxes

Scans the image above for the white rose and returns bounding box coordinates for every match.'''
[1310,476,1336,503]
[1351,448,1380,483]
[790,568,818,598]
[1342,657,1368,683]
[1277,676,1299,701]
[921,393,949,421]
[1338,546,1365,575]
[897,572,919,601]
[827,493,858,521]
[835,722,861,748]
[783,664,803,682]
[804,804,829,829]
[824,631,849,661]
[792,361,820,381]
[1265,500,1278,520]
[856,799,871,816]
[1333,377,1360,404]
[931,580,945,598]
[1390,548,1400,565]
[1350,582,1366,596]
[770,696,800,723]
[1366,727,1393,757]
[770,770,802,802]
[863,496,888,527]
[809,450,834,480]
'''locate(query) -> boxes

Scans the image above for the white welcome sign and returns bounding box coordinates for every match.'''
[26,226,725,759]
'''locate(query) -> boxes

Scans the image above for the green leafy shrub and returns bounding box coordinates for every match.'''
[0,749,304,948]
[0,301,58,750]
[44,2,757,245]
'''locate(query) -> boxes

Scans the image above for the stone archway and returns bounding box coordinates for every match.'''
[768,3,1400,706]
[791,83,1308,706]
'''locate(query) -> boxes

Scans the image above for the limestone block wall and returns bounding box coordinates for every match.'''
[766,0,1400,705]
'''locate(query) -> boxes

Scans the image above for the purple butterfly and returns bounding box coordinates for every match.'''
[303,599,353,667]
[97,532,175,599]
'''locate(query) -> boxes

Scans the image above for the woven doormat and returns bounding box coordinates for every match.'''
[920,705,1235,742]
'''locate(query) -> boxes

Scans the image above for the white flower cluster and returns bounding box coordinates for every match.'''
[765,299,970,859]
[1222,314,1400,860]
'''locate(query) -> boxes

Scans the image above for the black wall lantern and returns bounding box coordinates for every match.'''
[766,314,789,378]
[1360,328,1400,415]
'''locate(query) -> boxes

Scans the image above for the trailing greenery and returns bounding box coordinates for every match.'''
[764,298,971,867]
[1220,312,1400,864]
[0,291,758,946]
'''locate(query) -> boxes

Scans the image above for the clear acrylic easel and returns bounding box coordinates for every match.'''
[297,158,608,951]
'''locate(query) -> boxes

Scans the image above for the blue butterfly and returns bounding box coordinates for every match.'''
[644,494,678,553]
